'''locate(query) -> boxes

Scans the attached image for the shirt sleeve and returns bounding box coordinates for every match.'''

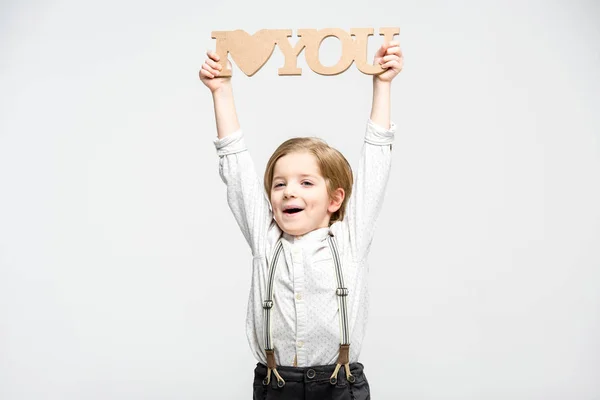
[344,119,396,263]
[213,130,272,257]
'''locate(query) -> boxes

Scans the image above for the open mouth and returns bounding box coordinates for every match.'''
[283,208,304,215]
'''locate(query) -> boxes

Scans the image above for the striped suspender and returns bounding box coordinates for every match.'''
[263,239,283,352]
[326,233,355,385]
[328,234,350,346]
[261,232,355,387]
[261,239,285,387]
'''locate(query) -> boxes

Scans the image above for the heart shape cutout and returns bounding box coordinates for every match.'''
[224,30,277,77]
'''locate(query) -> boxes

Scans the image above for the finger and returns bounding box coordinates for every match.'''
[386,46,402,56]
[202,63,220,76]
[206,58,222,71]
[380,54,400,64]
[381,40,399,52]
[200,68,215,79]
[206,50,221,62]
[206,50,220,62]
[375,43,388,58]
[381,60,401,70]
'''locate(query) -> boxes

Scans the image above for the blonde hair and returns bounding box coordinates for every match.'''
[263,137,353,225]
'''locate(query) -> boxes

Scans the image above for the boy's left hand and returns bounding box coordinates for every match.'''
[373,41,403,83]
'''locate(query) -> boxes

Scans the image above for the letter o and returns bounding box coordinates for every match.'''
[298,28,355,76]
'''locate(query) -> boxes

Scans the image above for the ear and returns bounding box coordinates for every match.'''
[327,188,345,214]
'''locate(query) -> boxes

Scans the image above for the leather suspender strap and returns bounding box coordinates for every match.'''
[261,232,355,387]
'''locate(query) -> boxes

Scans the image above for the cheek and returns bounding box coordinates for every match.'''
[270,195,280,209]
[306,195,328,210]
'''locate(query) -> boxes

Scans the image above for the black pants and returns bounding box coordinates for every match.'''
[252,362,370,400]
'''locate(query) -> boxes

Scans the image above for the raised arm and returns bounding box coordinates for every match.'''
[344,41,404,262]
[200,51,272,256]
[370,41,402,129]
[200,50,240,139]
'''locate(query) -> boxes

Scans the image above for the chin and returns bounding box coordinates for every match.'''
[284,227,307,236]
[278,224,308,236]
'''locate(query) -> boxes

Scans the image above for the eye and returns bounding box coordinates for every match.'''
[302,181,313,186]
[273,183,284,188]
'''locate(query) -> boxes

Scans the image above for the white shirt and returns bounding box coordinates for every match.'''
[213,119,396,367]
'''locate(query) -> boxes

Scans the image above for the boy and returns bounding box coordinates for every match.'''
[200,40,403,399]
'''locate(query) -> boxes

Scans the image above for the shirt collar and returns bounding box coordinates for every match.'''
[282,226,331,244]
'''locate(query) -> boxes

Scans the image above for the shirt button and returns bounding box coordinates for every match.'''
[295,293,302,300]
[297,341,304,348]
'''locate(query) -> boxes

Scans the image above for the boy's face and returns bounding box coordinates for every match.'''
[270,151,343,237]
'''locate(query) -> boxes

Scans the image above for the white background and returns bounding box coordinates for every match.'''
[1,0,599,399]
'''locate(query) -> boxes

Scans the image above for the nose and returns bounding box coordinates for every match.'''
[283,184,296,198]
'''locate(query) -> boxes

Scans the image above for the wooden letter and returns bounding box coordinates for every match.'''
[210,27,401,77]
[351,27,400,75]
[297,28,355,76]
[275,31,307,76]
[211,30,283,77]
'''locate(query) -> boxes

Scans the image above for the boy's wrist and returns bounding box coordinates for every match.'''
[372,78,391,99]
[372,76,392,88]
[212,82,233,97]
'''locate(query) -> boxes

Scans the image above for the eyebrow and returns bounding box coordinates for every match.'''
[272,174,317,181]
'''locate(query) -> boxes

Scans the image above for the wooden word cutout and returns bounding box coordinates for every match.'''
[211,28,400,77]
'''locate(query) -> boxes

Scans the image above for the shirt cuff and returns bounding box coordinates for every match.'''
[364,119,396,145]
[213,129,247,156]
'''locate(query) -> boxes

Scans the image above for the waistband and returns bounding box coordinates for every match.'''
[254,361,365,383]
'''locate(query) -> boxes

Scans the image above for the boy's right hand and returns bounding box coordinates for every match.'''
[199,50,232,93]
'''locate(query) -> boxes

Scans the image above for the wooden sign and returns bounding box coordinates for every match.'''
[211,28,400,77]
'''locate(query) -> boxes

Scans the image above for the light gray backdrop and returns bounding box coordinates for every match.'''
[1,0,599,399]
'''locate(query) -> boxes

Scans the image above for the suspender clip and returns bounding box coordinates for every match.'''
[263,300,273,309]
[264,349,286,388]
[330,344,355,385]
